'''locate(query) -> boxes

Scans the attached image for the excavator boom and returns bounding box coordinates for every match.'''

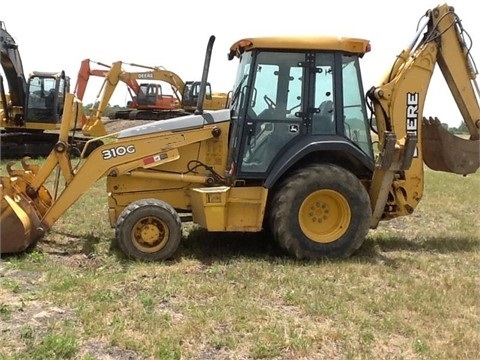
[0,21,26,108]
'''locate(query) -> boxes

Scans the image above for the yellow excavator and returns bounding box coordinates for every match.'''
[81,61,229,137]
[1,3,478,260]
[0,21,102,159]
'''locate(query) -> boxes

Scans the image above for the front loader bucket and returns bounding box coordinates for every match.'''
[0,176,49,254]
[422,117,480,175]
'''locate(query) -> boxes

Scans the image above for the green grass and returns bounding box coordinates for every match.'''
[0,158,479,359]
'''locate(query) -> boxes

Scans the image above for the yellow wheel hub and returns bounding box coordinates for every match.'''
[299,189,351,243]
[131,216,169,253]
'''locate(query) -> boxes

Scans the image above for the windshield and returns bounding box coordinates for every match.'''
[26,75,65,121]
[230,51,253,117]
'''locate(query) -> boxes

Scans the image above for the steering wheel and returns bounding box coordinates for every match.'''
[264,95,276,109]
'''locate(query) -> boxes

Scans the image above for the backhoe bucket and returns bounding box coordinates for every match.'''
[0,176,49,254]
[422,117,480,175]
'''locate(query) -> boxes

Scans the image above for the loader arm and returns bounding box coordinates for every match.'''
[367,3,480,227]
[1,93,225,252]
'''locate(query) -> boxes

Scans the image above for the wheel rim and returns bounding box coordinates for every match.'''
[131,216,169,253]
[298,189,351,243]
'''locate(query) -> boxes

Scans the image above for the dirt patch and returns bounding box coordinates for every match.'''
[103,119,153,134]
[0,266,142,359]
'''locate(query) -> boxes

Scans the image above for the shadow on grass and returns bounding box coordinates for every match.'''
[177,228,288,263]
[6,228,476,267]
[355,235,479,266]
[106,227,292,267]
[364,235,479,253]
[177,231,479,266]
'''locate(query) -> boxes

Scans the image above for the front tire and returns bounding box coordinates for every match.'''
[115,199,182,261]
[269,163,371,260]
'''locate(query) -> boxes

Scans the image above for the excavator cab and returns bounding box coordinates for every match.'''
[134,83,178,110]
[136,83,163,107]
[182,81,213,109]
[24,71,68,125]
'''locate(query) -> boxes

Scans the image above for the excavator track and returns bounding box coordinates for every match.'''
[0,130,103,159]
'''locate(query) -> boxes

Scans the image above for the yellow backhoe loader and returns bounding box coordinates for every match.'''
[1,3,478,260]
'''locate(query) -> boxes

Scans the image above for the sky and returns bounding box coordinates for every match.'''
[1,0,478,127]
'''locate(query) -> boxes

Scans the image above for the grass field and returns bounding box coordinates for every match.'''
[0,159,479,360]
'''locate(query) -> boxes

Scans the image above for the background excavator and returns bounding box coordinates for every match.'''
[1,3,478,261]
[75,58,179,117]
[79,60,229,136]
[0,21,102,158]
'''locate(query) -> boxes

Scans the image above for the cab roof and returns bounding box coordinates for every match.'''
[228,36,370,60]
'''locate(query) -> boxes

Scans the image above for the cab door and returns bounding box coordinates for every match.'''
[237,51,306,177]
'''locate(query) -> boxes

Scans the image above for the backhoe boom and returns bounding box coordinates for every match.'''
[367,3,479,227]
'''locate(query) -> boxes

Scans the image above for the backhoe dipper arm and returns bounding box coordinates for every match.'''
[367,3,480,227]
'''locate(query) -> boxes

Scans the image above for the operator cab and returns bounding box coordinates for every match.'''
[25,71,69,124]
[136,83,163,106]
[227,37,375,183]
[182,81,213,108]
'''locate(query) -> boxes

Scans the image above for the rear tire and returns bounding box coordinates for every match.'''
[269,163,371,259]
[115,199,182,261]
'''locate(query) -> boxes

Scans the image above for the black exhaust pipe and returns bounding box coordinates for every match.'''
[195,35,215,115]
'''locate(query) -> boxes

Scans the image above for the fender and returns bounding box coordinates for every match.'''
[264,135,375,189]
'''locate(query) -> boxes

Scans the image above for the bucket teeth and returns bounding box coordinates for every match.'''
[21,157,39,173]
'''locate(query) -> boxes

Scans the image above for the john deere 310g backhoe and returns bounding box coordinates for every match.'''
[1,3,478,260]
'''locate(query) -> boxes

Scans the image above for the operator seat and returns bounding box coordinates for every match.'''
[312,100,335,134]
[45,89,56,116]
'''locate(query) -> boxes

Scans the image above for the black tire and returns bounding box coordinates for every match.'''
[269,163,371,260]
[115,198,182,261]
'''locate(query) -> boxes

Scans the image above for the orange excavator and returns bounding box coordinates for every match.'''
[78,60,229,136]
[74,59,179,122]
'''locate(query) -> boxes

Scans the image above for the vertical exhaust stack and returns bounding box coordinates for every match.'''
[195,35,216,115]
